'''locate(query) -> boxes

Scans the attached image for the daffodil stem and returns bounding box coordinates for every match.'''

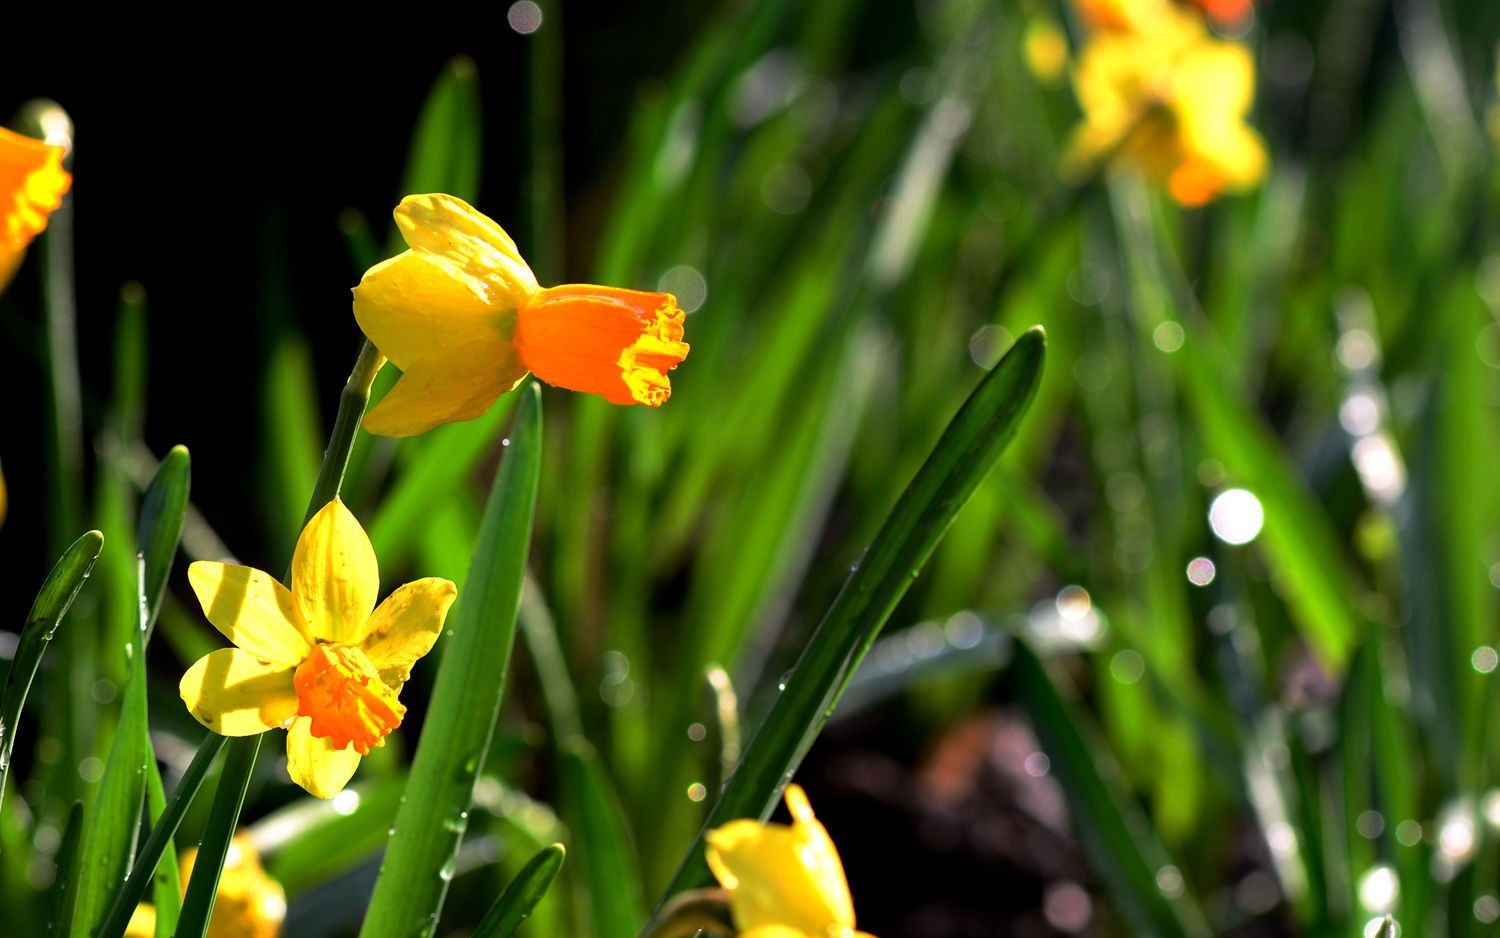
[304,339,385,525]
[94,734,226,938]
[176,734,261,938]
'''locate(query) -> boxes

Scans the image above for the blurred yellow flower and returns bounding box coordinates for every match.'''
[0,125,71,292]
[352,193,691,437]
[1076,0,1252,31]
[179,498,456,798]
[125,833,286,938]
[1062,4,1267,205]
[705,784,875,938]
[1024,17,1071,86]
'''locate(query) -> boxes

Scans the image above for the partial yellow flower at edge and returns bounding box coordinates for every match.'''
[0,125,71,294]
[125,833,286,938]
[352,193,691,438]
[179,498,457,798]
[1061,5,1267,205]
[705,784,876,938]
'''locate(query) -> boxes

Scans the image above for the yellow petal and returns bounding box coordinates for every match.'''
[392,193,539,297]
[705,785,855,935]
[286,715,362,798]
[124,903,156,938]
[363,359,528,438]
[0,126,71,253]
[291,499,378,644]
[180,649,298,736]
[187,561,312,665]
[358,577,458,684]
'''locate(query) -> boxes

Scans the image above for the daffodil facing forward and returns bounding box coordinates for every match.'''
[352,193,690,437]
[705,785,875,938]
[180,499,456,798]
[1062,3,1267,205]
[0,124,71,293]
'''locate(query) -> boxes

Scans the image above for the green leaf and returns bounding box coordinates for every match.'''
[472,843,566,938]
[139,446,190,633]
[560,741,645,938]
[0,529,103,814]
[655,327,1046,903]
[359,384,542,938]
[50,802,85,938]
[1012,642,1210,938]
[175,735,262,938]
[95,735,227,938]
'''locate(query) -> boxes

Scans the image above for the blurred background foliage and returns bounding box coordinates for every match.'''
[4,0,1500,935]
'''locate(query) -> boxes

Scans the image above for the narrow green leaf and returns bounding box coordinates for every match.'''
[656,328,1045,903]
[144,756,181,938]
[96,734,227,938]
[69,558,152,938]
[50,801,85,938]
[1012,642,1209,938]
[0,529,103,813]
[139,445,190,633]
[560,741,645,938]
[359,385,542,938]
[472,844,566,938]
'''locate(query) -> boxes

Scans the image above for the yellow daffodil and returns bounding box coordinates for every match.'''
[179,498,456,798]
[352,193,691,437]
[705,784,875,938]
[126,833,286,938]
[1075,0,1251,31]
[1062,3,1267,205]
[0,124,71,293]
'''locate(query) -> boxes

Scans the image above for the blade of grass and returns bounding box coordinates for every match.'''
[473,844,567,938]
[50,801,85,938]
[359,384,542,938]
[0,529,103,814]
[560,741,645,938]
[1012,642,1210,938]
[175,734,262,938]
[653,327,1045,906]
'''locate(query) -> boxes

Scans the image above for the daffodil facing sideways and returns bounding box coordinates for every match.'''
[179,499,456,798]
[126,833,286,938]
[352,193,691,437]
[0,124,71,293]
[705,784,876,938]
[1061,3,1267,205]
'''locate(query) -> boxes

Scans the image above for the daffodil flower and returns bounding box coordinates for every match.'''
[0,125,71,293]
[1062,2,1267,205]
[126,833,286,938]
[705,784,876,938]
[179,499,456,798]
[352,193,691,437]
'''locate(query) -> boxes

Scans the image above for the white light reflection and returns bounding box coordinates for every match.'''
[1339,389,1381,436]
[1352,435,1405,504]
[1209,489,1264,545]
[658,265,708,313]
[506,1,543,34]
[1363,916,1400,938]
[1471,646,1497,673]
[1358,864,1399,913]
[1474,894,1500,924]
[332,789,361,816]
[1186,557,1216,586]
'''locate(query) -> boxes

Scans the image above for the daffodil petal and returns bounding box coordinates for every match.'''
[357,577,458,684]
[180,649,298,736]
[738,926,816,938]
[392,193,540,296]
[123,903,156,938]
[286,715,362,799]
[291,499,378,644]
[784,785,856,927]
[0,126,71,254]
[187,561,312,665]
[363,359,527,438]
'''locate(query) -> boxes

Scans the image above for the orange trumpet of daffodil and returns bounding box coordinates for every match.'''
[0,125,71,293]
[352,193,690,437]
[706,784,876,938]
[179,498,456,798]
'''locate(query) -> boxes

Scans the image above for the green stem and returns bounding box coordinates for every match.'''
[175,734,261,938]
[304,339,386,524]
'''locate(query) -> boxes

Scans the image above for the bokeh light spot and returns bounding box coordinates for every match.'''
[507,1,543,34]
[1209,489,1264,545]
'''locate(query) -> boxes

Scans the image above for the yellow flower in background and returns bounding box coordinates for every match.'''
[706,784,875,938]
[352,193,691,437]
[126,834,286,938]
[179,499,456,798]
[1062,3,1267,205]
[0,124,71,292]
[1075,0,1252,31]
